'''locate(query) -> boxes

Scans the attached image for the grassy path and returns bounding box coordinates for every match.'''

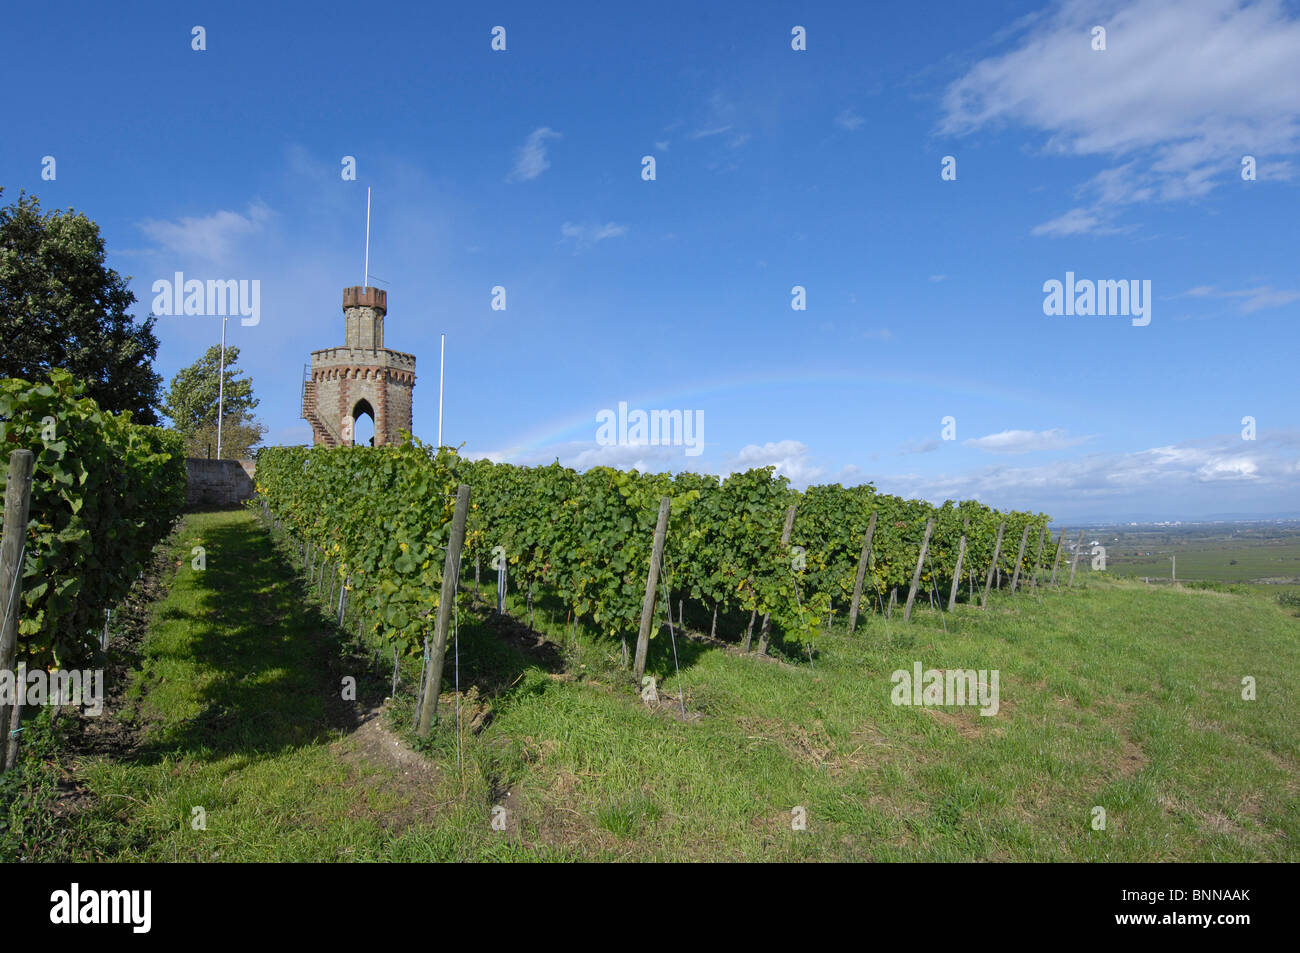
[32,509,505,860]
[14,507,1299,861]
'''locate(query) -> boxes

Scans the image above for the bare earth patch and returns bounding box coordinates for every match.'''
[1116,733,1148,779]
[332,704,448,833]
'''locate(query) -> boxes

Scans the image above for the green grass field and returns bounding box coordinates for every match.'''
[4,508,1297,861]
[1095,525,1300,599]
[1110,541,1300,581]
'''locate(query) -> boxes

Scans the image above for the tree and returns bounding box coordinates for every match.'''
[0,187,163,422]
[162,344,267,458]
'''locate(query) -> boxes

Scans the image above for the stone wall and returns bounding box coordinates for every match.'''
[386,373,414,442]
[185,458,256,508]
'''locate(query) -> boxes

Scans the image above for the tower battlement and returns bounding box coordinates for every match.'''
[342,286,386,314]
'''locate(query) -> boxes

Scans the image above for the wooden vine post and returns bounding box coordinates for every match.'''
[756,503,798,655]
[741,609,757,652]
[903,518,934,622]
[633,497,671,681]
[0,450,34,774]
[416,484,471,738]
[1009,524,1031,595]
[1028,522,1047,590]
[1068,528,1086,586]
[1049,530,1067,586]
[947,533,967,612]
[847,511,878,634]
[981,521,1006,608]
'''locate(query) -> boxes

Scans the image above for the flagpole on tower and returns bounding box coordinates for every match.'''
[216,315,227,459]
[363,187,371,287]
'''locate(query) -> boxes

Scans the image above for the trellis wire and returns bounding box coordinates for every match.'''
[1,543,26,640]
[454,591,462,776]
[657,564,687,718]
[870,556,891,643]
[924,550,949,636]
[413,634,429,733]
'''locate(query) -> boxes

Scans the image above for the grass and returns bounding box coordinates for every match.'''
[1102,530,1300,599]
[8,507,1298,861]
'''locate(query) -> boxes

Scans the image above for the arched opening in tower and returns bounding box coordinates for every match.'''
[351,399,376,447]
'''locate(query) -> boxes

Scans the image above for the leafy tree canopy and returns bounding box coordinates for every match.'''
[162,343,266,459]
[0,187,162,422]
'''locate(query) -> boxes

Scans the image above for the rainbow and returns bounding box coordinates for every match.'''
[480,366,1057,462]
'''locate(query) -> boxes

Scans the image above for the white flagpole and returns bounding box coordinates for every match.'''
[363,187,371,287]
[438,333,445,448]
[216,315,227,459]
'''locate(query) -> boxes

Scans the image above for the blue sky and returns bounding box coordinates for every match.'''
[4,0,1298,521]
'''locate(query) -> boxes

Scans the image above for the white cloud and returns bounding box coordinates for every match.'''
[464,447,512,464]
[1196,456,1259,480]
[691,91,751,148]
[507,127,561,182]
[835,109,865,131]
[874,432,1300,518]
[1177,284,1300,314]
[138,203,271,266]
[570,443,677,471]
[1235,289,1300,313]
[963,428,1091,453]
[940,0,1300,232]
[1029,207,1128,238]
[655,140,671,151]
[560,221,629,249]
[728,440,824,485]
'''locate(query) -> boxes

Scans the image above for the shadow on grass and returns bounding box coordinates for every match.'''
[641,625,714,679]
[129,514,357,765]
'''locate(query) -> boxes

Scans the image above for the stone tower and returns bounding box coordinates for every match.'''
[301,286,416,446]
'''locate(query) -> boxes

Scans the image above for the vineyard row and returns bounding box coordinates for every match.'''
[256,442,1067,678]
